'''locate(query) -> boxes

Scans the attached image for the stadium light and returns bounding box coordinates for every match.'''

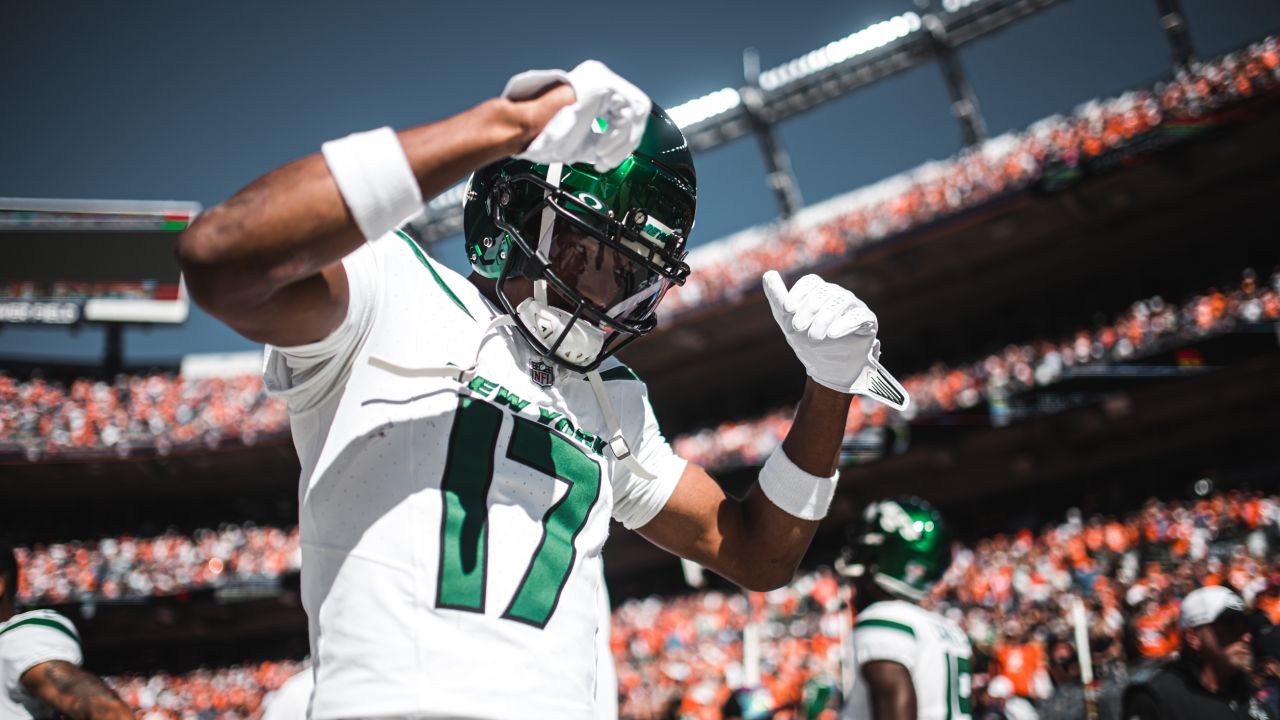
[668,88,743,129]
[758,13,921,91]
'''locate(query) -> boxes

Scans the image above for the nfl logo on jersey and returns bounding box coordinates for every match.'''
[529,359,555,388]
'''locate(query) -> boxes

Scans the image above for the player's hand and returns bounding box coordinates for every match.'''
[763,270,909,410]
[503,60,651,171]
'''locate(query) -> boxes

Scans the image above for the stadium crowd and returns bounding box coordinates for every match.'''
[0,372,287,461]
[105,660,305,720]
[662,35,1280,316]
[16,524,300,605]
[673,266,1280,469]
[612,489,1280,719]
[74,488,1279,719]
[4,264,1275,469]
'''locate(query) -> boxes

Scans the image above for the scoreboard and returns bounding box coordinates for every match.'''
[0,197,200,325]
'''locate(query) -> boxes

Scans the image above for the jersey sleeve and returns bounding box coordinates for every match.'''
[852,612,919,671]
[263,238,381,413]
[0,613,83,697]
[610,378,687,530]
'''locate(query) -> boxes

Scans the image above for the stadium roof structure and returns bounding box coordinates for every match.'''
[409,0,1066,243]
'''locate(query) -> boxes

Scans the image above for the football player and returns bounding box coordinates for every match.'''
[838,498,972,720]
[0,543,133,720]
[179,60,908,719]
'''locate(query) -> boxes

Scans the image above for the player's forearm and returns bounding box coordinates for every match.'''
[780,379,852,476]
[178,89,571,316]
[717,380,852,588]
[22,661,134,720]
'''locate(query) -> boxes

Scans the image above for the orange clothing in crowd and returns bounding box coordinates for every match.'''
[993,642,1046,698]
[1135,604,1181,659]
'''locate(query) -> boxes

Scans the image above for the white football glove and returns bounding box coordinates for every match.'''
[763,270,910,411]
[502,60,651,172]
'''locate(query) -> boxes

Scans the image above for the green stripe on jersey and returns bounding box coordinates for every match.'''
[0,617,80,646]
[394,228,474,320]
[597,365,640,383]
[855,618,916,637]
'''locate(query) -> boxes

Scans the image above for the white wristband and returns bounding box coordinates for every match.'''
[321,127,423,241]
[757,447,840,521]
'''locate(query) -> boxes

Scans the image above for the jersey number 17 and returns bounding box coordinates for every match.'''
[435,397,601,629]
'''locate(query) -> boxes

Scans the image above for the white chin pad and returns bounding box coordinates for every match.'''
[516,297,606,367]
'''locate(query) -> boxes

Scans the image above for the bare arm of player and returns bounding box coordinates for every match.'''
[177,85,576,347]
[861,661,917,720]
[20,660,134,720]
[637,379,848,591]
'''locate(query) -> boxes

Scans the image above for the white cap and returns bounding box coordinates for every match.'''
[987,675,1014,699]
[1180,586,1246,628]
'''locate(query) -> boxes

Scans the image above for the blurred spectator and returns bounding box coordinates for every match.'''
[1121,586,1263,720]
[982,675,1040,720]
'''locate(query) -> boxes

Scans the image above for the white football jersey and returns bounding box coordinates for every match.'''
[264,228,686,720]
[0,610,83,720]
[842,600,972,720]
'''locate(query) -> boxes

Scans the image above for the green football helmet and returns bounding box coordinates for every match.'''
[462,104,695,373]
[838,496,951,602]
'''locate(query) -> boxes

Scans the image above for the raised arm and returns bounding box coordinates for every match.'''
[176,86,574,347]
[639,271,909,591]
[21,660,134,720]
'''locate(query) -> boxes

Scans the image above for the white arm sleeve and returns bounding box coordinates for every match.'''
[263,239,381,413]
[610,386,687,531]
[1,614,82,697]
[852,619,919,671]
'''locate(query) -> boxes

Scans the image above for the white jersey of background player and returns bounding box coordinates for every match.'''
[839,498,972,720]
[181,61,909,719]
[0,544,132,720]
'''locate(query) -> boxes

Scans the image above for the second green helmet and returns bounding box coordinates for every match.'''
[839,496,952,601]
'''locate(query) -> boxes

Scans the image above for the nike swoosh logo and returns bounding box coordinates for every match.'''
[868,371,905,406]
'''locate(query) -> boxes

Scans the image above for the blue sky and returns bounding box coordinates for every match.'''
[2,0,1278,364]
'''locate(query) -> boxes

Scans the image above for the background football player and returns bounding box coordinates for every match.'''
[178,60,908,719]
[0,543,134,720]
[838,498,973,720]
